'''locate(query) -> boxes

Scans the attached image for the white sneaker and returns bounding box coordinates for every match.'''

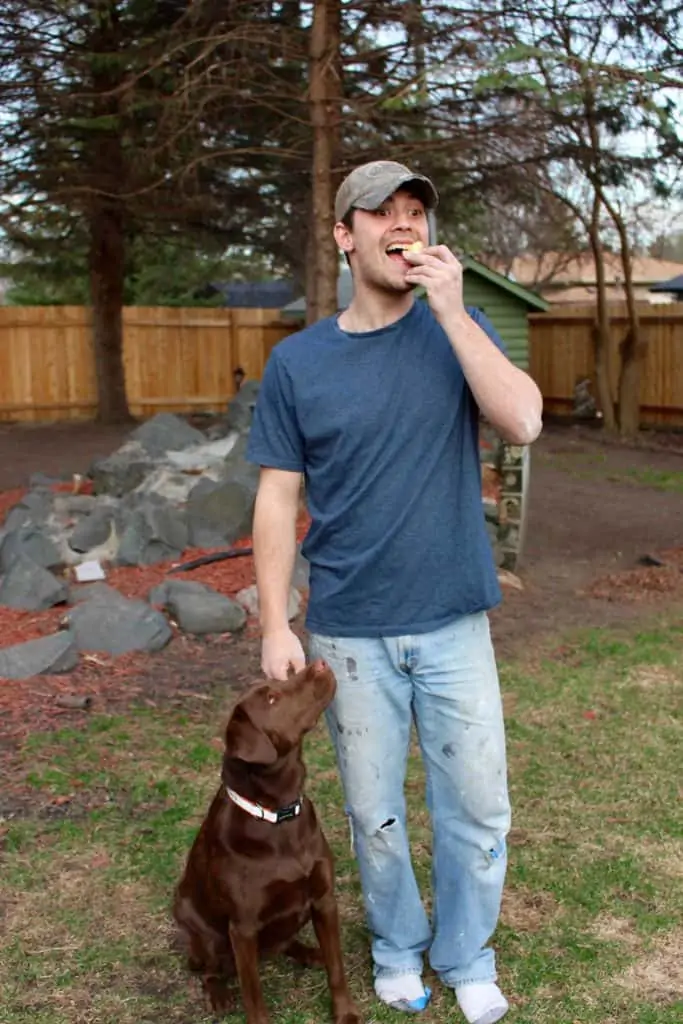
[375,973,432,1013]
[456,982,509,1024]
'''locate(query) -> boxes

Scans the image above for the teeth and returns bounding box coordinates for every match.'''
[386,241,422,254]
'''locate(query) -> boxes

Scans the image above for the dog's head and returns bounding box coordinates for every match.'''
[223,660,336,766]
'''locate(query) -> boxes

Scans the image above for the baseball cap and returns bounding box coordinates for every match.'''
[334,160,439,223]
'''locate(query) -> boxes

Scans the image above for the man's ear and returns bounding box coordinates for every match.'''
[224,702,278,765]
[334,220,354,255]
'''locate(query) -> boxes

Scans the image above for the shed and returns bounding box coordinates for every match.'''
[281,257,548,369]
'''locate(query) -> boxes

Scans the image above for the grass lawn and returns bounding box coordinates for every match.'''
[1,618,682,1024]
[537,448,683,495]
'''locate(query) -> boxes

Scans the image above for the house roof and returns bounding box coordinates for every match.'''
[281,256,548,318]
[208,280,298,309]
[483,252,683,291]
[650,273,683,295]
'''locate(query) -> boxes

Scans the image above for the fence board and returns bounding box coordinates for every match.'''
[0,306,294,423]
[529,303,683,428]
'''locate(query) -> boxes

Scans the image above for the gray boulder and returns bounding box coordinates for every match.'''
[89,441,157,497]
[0,631,79,680]
[68,582,124,605]
[67,591,172,655]
[149,579,246,635]
[53,494,100,516]
[115,498,188,566]
[224,380,260,435]
[186,476,256,548]
[2,488,54,534]
[0,554,68,610]
[236,583,301,622]
[69,505,116,553]
[0,524,63,573]
[129,412,205,456]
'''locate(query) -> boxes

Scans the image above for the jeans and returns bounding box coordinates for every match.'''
[309,612,510,989]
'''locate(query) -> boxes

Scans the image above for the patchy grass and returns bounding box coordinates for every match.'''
[1,620,682,1023]
[539,447,683,494]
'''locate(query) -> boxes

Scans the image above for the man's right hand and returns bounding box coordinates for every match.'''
[261,628,306,681]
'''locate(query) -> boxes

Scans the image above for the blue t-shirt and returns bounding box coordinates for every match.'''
[246,299,504,637]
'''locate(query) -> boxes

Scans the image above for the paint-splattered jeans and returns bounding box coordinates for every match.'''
[309,611,510,989]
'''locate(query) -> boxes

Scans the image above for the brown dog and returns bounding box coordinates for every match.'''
[173,659,361,1024]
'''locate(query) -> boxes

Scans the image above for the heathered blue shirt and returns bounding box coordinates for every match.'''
[246,298,505,638]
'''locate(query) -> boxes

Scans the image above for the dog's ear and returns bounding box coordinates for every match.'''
[224,701,278,765]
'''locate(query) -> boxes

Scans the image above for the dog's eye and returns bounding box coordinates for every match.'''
[267,691,280,705]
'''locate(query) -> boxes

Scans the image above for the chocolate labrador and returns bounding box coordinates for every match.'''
[173,659,360,1024]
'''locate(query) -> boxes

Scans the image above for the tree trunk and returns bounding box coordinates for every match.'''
[304,203,319,326]
[87,4,132,424]
[609,204,645,437]
[308,0,341,325]
[617,328,642,436]
[89,200,132,424]
[588,205,616,430]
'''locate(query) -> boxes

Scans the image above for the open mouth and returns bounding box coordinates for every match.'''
[386,241,423,263]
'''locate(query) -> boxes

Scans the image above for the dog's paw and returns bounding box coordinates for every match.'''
[334,1004,362,1024]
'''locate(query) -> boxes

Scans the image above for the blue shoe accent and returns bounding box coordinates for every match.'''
[387,986,432,1013]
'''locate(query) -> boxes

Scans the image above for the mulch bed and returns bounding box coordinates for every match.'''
[0,484,310,756]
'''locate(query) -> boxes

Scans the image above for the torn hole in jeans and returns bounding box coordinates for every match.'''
[485,836,507,867]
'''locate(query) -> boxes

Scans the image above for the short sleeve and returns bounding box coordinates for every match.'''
[466,306,509,356]
[246,350,305,471]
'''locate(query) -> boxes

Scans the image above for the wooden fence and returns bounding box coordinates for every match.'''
[0,306,295,423]
[529,302,683,428]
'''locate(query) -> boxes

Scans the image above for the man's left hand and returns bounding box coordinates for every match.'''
[404,245,466,325]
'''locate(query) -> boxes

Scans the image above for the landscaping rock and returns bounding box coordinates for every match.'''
[186,476,256,547]
[2,488,54,534]
[89,441,157,497]
[67,592,172,655]
[53,494,100,516]
[236,583,301,622]
[0,553,68,611]
[164,435,238,473]
[115,498,188,566]
[149,579,246,635]
[224,380,260,435]
[0,630,79,680]
[68,583,124,605]
[0,525,64,573]
[69,505,116,553]
[129,412,205,456]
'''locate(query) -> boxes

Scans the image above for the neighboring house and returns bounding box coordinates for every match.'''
[281,256,548,370]
[649,273,683,302]
[202,280,298,309]
[483,252,683,306]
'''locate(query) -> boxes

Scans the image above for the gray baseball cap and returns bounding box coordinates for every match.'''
[334,160,439,222]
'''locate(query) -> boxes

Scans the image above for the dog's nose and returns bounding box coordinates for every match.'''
[311,658,328,672]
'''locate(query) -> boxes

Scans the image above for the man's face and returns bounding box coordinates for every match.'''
[334,189,429,295]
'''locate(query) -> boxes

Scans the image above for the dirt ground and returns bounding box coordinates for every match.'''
[0,418,681,774]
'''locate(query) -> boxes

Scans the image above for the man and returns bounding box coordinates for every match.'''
[246,160,543,1024]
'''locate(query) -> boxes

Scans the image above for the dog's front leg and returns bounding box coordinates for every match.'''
[228,923,269,1024]
[311,894,361,1024]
